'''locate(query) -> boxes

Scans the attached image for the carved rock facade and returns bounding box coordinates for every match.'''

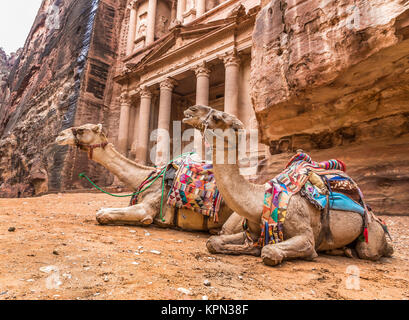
[0,0,127,197]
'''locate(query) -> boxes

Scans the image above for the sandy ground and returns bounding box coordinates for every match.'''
[0,192,408,300]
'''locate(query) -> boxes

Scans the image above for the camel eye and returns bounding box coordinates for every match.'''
[77,129,85,134]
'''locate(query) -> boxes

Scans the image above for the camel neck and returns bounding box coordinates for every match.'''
[90,143,154,190]
[211,140,264,224]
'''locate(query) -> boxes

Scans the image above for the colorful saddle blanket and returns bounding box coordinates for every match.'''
[258,152,371,247]
[167,156,222,221]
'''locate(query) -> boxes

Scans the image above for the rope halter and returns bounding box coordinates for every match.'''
[71,128,108,160]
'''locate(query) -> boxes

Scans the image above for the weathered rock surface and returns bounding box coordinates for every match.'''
[0,48,21,112]
[251,0,409,215]
[0,0,127,197]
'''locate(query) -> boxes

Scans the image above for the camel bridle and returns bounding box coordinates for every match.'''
[199,109,240,150]
[71,128,108,160]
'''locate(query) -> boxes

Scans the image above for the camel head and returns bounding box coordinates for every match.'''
[183,105,244,131]
[55,124,108,154]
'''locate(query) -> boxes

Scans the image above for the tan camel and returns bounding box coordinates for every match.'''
[55,124,243,234]
[183,105,393,265]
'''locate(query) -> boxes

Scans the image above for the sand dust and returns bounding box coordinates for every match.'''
[0,193,408,300]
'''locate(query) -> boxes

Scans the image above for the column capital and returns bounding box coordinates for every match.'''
[160,78,178,91]
[120,91,131,105]
[139,85,153,99]
[194,62,211,78]
[127,0,138,10]
[221,51,241,67]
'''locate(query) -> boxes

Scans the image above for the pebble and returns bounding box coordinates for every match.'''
[129,230,136,233]
[177,287,192,295]
[144,231,151,236]
[238,275,243,280]
[150,250,161,255]
[53,250,59,255]
[39,266,58,273]
[202,295,209,300]
[203,279,211,286]
[104,276,109,282]
[8,227,15,232]
[132,262,139,265]
[26,279,35,282]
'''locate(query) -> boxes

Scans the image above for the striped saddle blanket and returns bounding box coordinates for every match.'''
[166,156,222,222]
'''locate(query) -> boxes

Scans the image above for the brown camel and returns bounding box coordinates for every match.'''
[183,105,393,265]
[55,124,243,234]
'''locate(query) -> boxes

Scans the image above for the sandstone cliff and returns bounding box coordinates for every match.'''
[0,48,21,112]
[251,0,409,215]
[0,0,127,197]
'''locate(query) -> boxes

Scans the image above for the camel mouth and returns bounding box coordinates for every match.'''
[55,136,65,145]
[182,114,194,122]
[182,111,198,125]
[55,134,73,146]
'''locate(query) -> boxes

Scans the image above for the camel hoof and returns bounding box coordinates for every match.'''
[262,256,282,266]
[344,248,354,258]
[206,237,219,254]
[384,242,394,257]
[96,209,111,225]
[261,245,284,266]
[304,250,318,261]
[141,217,153,225]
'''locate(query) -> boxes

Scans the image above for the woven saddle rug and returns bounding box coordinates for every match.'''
[258,152,374,247]
[166,156,222,222]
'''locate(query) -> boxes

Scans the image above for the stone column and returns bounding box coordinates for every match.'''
[131,101,140,158]
[146,0,158,45]
[156,78,177,165]
[126,1,137,55]
[223,51,241,117]
[117,91,131,155]
[196,0,206,17]
[177,0,186,22]
[170,0,177,22]
[137,86,153,164]
[194,63,210,157]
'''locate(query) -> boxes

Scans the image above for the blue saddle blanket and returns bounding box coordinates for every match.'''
[302,181,364,215]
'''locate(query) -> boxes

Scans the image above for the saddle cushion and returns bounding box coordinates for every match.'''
[167,156,222,221]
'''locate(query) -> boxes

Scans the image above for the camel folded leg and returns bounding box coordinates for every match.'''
[96,203,155,226]
[206,231,261,256]
[219,212,245,235]
[261,234,318,266]
[355,219,393,261]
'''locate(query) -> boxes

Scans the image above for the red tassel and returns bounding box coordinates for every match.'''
[363,227,369,243]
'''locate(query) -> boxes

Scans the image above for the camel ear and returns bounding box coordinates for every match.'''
[232,119,243,130]
[92,124,103,134]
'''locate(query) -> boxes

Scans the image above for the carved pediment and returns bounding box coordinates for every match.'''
[121,7,260,76]
[128,19,235,72]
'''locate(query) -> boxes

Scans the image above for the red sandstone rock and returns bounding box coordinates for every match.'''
[0,0,127,197]
[251,0,409,215]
